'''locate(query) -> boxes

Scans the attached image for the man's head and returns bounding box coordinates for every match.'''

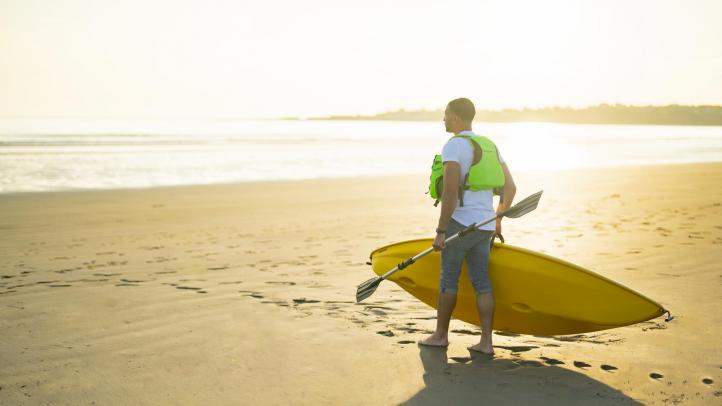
[444,98,475,133]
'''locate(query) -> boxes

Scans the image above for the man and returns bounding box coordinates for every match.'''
[419,98,516,355]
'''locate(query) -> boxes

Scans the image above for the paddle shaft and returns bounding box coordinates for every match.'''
[377,213,500,281]
[355,191,541,302]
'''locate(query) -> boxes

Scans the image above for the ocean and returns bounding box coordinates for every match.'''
[1,117,721,193]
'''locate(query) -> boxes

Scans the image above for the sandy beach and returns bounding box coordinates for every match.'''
[1,162,721,405]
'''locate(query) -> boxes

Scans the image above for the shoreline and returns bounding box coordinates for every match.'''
[2,160,722,198]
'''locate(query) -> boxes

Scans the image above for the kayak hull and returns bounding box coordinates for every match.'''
[370,239,666,335]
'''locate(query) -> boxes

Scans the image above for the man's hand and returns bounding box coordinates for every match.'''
[494,218,505,243]
[433,232,445,251]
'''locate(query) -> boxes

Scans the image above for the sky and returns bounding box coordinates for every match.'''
[1,0,721,118]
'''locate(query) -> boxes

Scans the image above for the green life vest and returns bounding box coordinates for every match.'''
[428,134,505,206]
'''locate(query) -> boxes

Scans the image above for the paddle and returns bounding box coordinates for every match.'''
[355,190,543,303]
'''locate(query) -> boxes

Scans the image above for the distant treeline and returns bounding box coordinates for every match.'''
[309,104,722,126]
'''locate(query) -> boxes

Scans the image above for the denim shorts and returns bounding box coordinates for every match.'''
[440,218,494,295]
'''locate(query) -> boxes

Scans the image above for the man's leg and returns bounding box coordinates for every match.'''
[465,230,495,354]
[420,221,465,347]
[419,292,456,346]
[469,292,495,354]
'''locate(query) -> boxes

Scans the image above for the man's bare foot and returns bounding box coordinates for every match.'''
[467,336,494,355]
[467,342,494,355]
[418,334,449,348]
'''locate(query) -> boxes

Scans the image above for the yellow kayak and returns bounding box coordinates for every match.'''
[370,239,667,335]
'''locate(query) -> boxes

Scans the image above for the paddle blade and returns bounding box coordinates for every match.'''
[503,190,543,218]
[356,277,382,302]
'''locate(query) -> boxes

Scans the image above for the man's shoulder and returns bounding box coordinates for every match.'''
[442,137,474,163]
[446,134,474,144]
[443,136,473,151]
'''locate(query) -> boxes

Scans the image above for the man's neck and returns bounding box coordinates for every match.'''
[454,127,473,135]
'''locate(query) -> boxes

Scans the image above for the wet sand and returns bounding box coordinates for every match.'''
[1,162,721,405]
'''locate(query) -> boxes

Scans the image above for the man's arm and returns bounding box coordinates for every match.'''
[433,161,460,251]
[495,162,517,238]
[497,162,516,213]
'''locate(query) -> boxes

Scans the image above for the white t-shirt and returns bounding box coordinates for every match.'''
[441,130,505,230]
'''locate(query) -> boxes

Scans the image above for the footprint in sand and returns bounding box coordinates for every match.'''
[702,378,714,385]
[451,329,481,336]
[540,357,564,366]
[601,364,618,372]
[574,361,591,368]
[494,331,520,337]
[515,360,543,368]
[496,345,538,353]
[218,281,243,285]
[176,286,201,291]
[48,284,71,287]
[365,304,392,311]
[365,307,388,316]
[395,326,424,334]
[649,372,664,380]
[293,298,320,304]
[115,283,138,287]
[376,330,394,337]
[247,293,265,299]
[265,281,296,286]
[451,357,472,363]
[72,278,109,283]
[261,299,289,307]
[397,340,415,345]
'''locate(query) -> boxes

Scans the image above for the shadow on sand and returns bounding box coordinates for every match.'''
[397,346,642,406]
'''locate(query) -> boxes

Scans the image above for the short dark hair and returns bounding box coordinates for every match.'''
[447,98,475,122]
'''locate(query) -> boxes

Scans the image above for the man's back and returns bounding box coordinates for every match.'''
[441,131,504,230]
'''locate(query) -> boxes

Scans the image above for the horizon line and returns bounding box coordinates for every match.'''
[2,103,722,121]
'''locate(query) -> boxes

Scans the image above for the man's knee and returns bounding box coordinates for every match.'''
[471,277,493,295]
